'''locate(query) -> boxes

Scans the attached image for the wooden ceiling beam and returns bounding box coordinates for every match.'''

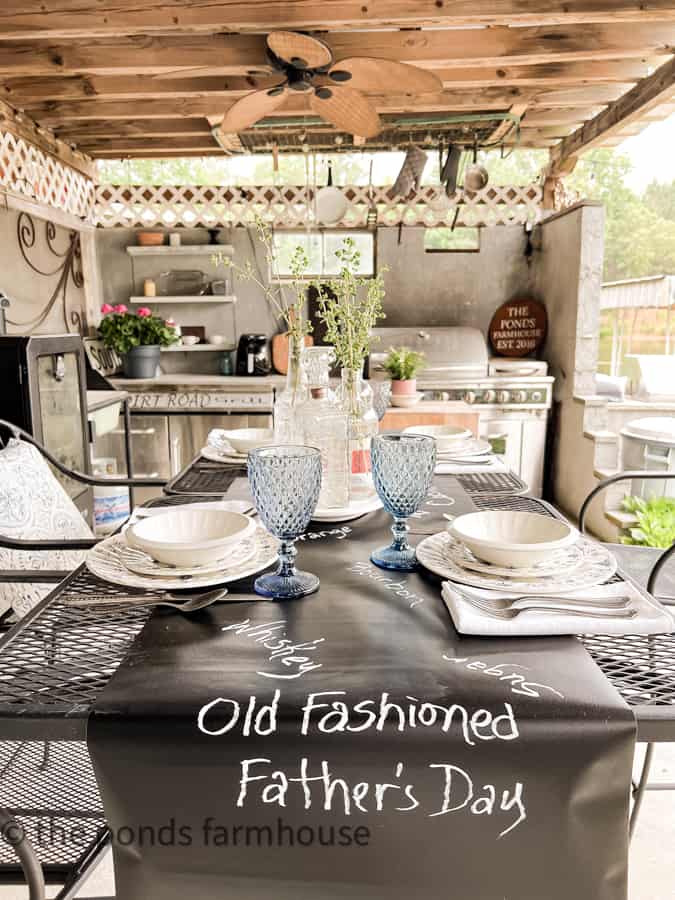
[79,136,220,153]
[0,97,94,176]
[30,89,533,125]
[0,24,673,78]
[550,54,675,170]
[1,61,657,106]
[26,85,641,126]
[523,107,607,125]
[4,1,675,39]
[57,119,215,140]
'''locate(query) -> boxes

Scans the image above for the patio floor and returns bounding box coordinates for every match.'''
[0,744,673,899]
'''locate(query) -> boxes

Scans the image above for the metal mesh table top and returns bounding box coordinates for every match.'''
[455,470,527,495]
[0,569,152,739]
[0,740,105,874]
[165,460,244,496]
[0,492,673,742]
[167,459,527,498]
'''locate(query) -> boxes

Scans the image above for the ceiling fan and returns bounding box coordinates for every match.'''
[217,31,443,140]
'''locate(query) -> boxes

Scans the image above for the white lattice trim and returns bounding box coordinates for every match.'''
[0,130,95,221]
[94,183,543,229]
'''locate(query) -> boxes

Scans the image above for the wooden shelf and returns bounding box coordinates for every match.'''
[129,295,236,304]
[161,344,232,353]
[126,244,233,257]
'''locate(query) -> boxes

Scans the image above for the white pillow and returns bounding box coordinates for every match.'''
[0,440,92,618]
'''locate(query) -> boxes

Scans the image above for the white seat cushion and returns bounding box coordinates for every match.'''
[0,440,93,618]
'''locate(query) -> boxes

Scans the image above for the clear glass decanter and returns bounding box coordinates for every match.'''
[339,366,379,499]
[273,333,308,444]
[299,347,350,509]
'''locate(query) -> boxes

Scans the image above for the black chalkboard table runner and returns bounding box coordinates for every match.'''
[88,482,635,900]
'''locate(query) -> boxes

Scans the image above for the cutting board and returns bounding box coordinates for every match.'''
[272,333,314,374]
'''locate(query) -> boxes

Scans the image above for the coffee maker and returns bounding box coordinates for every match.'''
[236,334,271,376]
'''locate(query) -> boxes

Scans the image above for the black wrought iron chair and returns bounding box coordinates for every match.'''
[0,418,167,897]
[579,469,675,837]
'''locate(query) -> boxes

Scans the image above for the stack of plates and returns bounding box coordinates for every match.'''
[416,531,617,594]
[201,427,274,464]
[86,505,278,590]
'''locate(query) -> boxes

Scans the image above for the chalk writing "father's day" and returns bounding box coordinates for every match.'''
[197,690,526,838]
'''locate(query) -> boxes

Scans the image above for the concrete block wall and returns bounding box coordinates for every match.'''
[94,224,532,375]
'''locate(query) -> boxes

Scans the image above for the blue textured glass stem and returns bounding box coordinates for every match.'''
[391,518,411,552]
[277,540,298,578]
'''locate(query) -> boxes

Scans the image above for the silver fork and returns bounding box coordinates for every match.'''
[451,584,631,609]
[453,587,636,619]
[68,588,228,612]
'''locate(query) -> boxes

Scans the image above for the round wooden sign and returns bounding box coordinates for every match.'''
[488,297,547,358]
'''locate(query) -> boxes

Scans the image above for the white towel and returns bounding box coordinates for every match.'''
[442,580,674,636]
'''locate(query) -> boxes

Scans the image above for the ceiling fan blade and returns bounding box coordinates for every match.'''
[219,86,288,133]
[310,85,381,139]
[267,31,333,69]
[328,58,442,94]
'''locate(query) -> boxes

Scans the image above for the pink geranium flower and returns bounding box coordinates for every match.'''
[100,303,114,314]
[113,304,128,314]
[136,307,152,317]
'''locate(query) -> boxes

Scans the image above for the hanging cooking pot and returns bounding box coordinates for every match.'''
[315,161,347,225]
[464,144,489,193]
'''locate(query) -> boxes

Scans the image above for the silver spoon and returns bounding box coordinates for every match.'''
[75,588,228,612]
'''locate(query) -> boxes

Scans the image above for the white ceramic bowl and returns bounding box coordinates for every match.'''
[448,510,577,569]
[221,428,274,454]
[126,508,255,567]
[181,335,200,346]
[403,424,472,450]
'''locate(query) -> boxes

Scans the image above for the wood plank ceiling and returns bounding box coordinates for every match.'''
[1,2,674,172]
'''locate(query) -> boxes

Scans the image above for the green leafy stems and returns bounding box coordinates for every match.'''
[382,346,427,381]
[98,305,179,355]
[621,495,675,549]
[312,237,387,373]
[213,219,312,350]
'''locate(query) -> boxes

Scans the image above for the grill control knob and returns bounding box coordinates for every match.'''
[463,390,477,404]
[484,389,497,403]
[513,390,528,403]
[496,390,511,404]
[531,390,543,403]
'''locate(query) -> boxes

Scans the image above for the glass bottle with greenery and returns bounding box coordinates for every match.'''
[214,220,312,442]
[314,238,386,494]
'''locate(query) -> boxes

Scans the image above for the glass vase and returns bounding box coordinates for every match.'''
[273,333,308,444]
[299,347,350,509]
[339,366,378,499]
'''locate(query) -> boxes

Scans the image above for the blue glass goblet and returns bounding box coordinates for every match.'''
[248,445,322,599]
[370,433,436,571]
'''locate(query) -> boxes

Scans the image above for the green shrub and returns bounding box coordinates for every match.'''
[621,495,675,548]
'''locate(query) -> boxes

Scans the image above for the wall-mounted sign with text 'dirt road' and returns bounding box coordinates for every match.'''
[488,298,547,358]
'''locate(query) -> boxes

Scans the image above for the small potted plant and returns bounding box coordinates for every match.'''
[382,346,427,397]
[98,304,179,378]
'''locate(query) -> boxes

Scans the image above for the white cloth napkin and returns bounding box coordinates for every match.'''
[442,580,675,636]
[435,455,508,475]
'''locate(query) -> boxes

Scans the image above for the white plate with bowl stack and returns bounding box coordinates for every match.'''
[416,510,618,595]
[86,507,278,590]
[201,428,274,463]
[403,425,491,461]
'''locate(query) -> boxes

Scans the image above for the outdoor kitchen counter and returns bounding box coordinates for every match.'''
[111,374,286,388]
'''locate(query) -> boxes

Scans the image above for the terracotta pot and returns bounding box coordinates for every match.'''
[391,379,417,396]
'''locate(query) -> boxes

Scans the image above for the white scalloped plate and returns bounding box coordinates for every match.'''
[442,533,586,579]
[416,531,617,595]
[87,527,278,590]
